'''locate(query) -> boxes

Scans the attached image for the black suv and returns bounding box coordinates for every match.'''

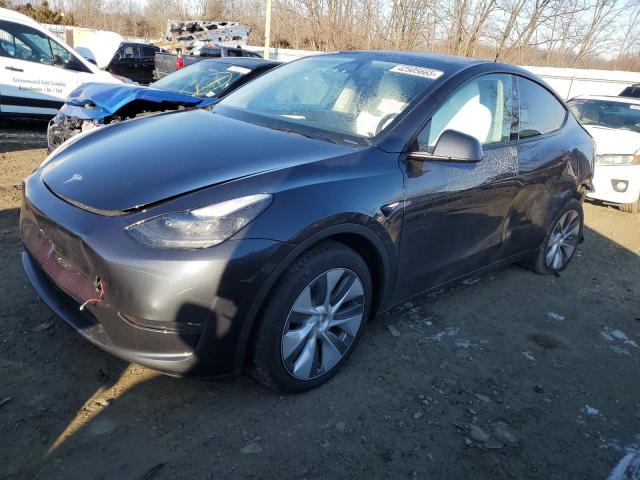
[620,83,640,98]
[107,42,162,84]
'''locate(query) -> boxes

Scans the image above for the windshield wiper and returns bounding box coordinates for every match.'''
[266,124,346,145]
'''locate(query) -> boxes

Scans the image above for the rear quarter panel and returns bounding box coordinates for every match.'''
[503,115,593,255]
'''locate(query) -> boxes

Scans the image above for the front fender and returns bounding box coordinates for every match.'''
[232,220,397,375]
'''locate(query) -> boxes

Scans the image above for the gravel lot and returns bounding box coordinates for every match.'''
[1,127,639,480]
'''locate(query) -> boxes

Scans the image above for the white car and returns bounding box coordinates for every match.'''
[568,95,640,213]
[0,8,121,117]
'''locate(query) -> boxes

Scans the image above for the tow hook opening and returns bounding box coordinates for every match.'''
[79,276,105,311]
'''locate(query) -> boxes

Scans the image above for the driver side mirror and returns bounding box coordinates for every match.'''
[410,129,484,163]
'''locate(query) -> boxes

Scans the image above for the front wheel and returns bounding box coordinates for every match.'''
[250,241,372,392]
[533,200,584,275]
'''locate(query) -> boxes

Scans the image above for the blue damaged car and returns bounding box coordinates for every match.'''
[47,57,280,151]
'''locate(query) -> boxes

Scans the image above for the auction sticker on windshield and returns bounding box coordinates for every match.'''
[390,65,444,80]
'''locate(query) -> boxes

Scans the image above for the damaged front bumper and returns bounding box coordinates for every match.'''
[48,112,103,152]
[20,173,295,377]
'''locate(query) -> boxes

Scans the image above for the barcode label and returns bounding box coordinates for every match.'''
[390,64,444,80]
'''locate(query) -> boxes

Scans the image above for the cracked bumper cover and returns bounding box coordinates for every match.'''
[20,175,295,377]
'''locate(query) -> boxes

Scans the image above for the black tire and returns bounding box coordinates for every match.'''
[533,199,584,275]
[620,197,639,214]
[250,240,372,392]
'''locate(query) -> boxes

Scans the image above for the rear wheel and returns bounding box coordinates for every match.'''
[533,200,583,275]
[620,196,639,214]
[251,241,372,392]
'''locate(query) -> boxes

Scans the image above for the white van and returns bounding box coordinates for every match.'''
[0,8,121,117]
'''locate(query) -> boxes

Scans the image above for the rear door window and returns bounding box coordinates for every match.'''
[142,46,157,58]
[517,77,566,139]
[120,45,139,59]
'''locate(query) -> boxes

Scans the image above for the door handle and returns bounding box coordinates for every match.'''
[5,66,23,72]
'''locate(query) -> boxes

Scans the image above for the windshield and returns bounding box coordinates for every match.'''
[152,61,250,98]
[568,98,640,133]
[215,55,442,139]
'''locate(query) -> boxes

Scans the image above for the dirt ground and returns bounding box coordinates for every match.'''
[0,125,639,480]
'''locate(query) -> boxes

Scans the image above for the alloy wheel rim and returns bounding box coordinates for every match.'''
[545,209,580,269]
[281,268,365,380]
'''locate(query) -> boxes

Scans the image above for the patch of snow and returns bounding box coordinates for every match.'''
[601,438,625,452]
[612,330,630,341]
[429,327,459,343]
[610,346,632,356]
[583,405,600,416]
[601,327,615,342]
[455,339,474,349]
[625,339,639,349]
[521,351,536,362]
[547,312,565,321]
[601,327,638,350]
[601,434,640,455]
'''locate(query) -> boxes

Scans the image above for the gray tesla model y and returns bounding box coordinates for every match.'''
[20,51,593,391]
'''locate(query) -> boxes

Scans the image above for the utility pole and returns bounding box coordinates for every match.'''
[263,0,272,59]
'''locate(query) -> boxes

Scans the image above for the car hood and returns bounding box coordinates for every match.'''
[75,31,123,69]
[40,109,357,214]
[60,82,216,120]
[584,125,640,155]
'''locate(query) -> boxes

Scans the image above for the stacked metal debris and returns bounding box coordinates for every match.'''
[163,20,249,54]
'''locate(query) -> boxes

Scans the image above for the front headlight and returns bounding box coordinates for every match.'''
[125,193,272,249]
[596,152,640,166]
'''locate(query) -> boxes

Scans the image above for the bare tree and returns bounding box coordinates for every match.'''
[573,0,623,64]
[615,0,640,66]
[387,0,435,50]
[491,0,524,61]
[9,0,638,70]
